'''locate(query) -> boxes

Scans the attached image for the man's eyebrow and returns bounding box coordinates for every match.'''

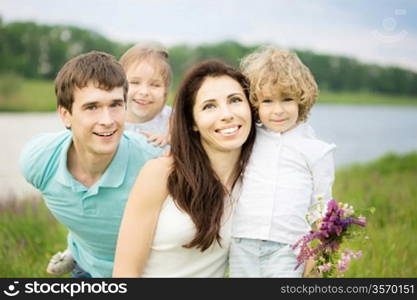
[81,101,99,108]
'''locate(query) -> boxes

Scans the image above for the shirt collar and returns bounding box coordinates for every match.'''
[55,133,128,191]
[259,122,316,139]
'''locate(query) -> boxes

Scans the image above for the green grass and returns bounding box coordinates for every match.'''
[0,152,416,277]
[1,79,417,112]
[0,79,56,112]
[0,197,68,277]
[319,90,417,106]
[335,152,417,277]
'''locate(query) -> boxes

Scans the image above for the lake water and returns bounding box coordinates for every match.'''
[1,104,417,199]
[309,104,417,167]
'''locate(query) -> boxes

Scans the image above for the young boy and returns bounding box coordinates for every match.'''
[20,51,163,277]
[230,47,336,277]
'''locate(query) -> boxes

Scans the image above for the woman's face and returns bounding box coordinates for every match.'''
[192,75,252,154]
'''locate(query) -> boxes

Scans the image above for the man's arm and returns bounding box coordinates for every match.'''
[19,132,68,190]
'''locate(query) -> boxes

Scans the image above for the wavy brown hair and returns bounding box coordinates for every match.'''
[168,60,256,251]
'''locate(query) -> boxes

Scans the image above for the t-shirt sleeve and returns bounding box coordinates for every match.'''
[19,133,57,190]
[125,131,166,159]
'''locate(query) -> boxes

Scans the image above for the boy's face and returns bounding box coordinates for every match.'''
[59,82,126,158]
[257,88,299,133]
[125,62,167,124]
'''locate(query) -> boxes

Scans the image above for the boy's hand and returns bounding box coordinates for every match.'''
[139,130,170,147]
[303,258,320,278]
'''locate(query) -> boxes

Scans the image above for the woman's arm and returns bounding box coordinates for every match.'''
[112,157,172,277]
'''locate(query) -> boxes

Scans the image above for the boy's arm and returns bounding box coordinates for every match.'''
[309,148,336,219]
[304,148,335,277]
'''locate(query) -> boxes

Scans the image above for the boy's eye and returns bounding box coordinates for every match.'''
[129,81,139,85]
[283,98,294,102]
[203,103,216,110]
[261,99,272,103]
[86,105,96,110]
[151,82,162,88]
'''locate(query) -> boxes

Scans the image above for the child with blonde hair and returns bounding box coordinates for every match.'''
[120,42,172,146]
[230,47,336,277]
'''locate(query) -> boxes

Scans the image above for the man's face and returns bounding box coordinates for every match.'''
[59,82,126,158]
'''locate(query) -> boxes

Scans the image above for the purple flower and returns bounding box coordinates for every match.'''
[292,199,368,276]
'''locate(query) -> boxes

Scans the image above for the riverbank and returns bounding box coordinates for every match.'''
[0,112,63,200]
[1,151,416,277]
[1,79,417,112]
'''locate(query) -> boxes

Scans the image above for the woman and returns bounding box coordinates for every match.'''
[113,60,256,277]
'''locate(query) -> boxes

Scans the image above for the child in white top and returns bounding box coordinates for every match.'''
[120,42,172,146]
[230,47,336,277]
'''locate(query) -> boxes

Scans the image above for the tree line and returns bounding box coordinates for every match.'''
[1,19,416,96]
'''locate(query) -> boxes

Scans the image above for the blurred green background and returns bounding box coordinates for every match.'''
[0,17,416,277]
[1,18,417,111]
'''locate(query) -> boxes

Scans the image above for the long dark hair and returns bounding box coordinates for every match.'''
[168,60,256,251]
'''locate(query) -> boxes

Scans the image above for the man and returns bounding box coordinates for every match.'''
[19,51,162,277]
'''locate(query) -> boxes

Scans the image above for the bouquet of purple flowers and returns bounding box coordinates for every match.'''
[292,198,370,277]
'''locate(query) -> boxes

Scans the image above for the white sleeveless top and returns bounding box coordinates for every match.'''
[142,190,236,277]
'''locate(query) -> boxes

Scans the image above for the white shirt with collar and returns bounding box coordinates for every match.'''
[232,122,336,246]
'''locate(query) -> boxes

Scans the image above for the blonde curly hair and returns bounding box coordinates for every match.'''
[240,46,318,122]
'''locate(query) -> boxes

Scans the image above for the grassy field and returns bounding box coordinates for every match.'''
[336,152,417,277]
[319,90,417,106]
[0,152,416,277]
[0,79,56,112]
[0,197,68,277]
[0,79,417,112]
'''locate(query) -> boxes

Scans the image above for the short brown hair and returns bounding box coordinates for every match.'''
[119,42,172,89]
[241,47,318,122]
[55,51,128,113]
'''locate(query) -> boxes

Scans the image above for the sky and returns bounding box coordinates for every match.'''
[1,0,417,71]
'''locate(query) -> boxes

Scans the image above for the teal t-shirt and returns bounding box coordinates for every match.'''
[19,130,163,277]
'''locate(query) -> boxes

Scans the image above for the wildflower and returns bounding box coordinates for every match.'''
[292,199,369,277]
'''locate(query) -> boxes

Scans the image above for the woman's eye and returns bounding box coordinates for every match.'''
[203,103,215,110]
[230,97,242,103]
[262,99,272,103]
[283,98,294,102]
[129,81,139,85]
